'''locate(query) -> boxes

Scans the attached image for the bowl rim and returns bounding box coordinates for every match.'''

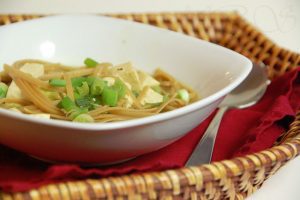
[0,14,252,131]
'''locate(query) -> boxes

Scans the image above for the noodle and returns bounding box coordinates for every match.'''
[0,59,199,122]
[0,98,31,105]
[64,73,75,101]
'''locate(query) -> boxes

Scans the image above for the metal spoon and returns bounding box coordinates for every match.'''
[186,63,270,166]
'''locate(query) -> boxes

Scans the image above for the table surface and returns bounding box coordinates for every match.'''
[0,0,299,199]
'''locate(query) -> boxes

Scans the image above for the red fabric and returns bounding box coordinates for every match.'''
[1,68,300,192]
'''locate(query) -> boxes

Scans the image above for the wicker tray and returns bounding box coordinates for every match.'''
[0,12,299,200]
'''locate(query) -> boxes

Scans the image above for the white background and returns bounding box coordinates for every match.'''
[0,0,299,199]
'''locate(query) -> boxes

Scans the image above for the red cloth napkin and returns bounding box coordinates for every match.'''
[1,68,300,192]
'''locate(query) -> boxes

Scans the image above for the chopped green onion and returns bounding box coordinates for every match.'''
[0,82,8,99]
[91,78,106,96]
[86,77,96,86]
[75,96,92,108]
[74,92,80,100]
[163,95,169,102]
[177,89,190,103]
[58,96,76,112]
[71,77,86,88]
[151,85,161,93]
[73,114,94,123]
[69,107,88,120]
[41,90,60,100]
[102,87,118,107]
[49,79,66,87]
[112,79,126,99]
[84,58,98,68]
[76,81,89,97]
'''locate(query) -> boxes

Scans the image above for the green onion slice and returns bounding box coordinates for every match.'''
[102,87,118,107]
[84,58,98,68]
[73,113,94,123]
[0,82,8,99]
[76,81,89,98]
[91,78,106,96]
[112,79,126,100]
[58,96,76,112]
[49,79,66,87]
[71,77,86,88]
[177,89,190,103]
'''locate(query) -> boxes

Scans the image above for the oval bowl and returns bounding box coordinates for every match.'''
[0,15,252,164]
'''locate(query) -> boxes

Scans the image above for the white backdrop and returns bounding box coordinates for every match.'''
[0,0,299,199]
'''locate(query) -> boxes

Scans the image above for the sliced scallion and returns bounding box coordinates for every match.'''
[0,82,8,99]
[75,96,92,108]
[58,96,76,112]
[69,107,88,120]
[177,89,190,103]
[76,81,89,97]
[73,114,94,123]
[91,78,106,96]
[86,77,96,86]
[84,58,98,68]
[49,79,66,87]
[112,79,126,100]
[151,85,161,93]
[102,87,118,107]
[71,77,86,88]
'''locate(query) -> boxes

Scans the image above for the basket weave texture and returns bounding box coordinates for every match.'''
[0,12,300,200]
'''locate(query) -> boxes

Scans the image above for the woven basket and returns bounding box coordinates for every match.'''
[0,12,299,200]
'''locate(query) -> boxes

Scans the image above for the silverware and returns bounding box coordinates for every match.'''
[186,63,270,166]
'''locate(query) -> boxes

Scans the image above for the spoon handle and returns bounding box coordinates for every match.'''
[186,106,228,166]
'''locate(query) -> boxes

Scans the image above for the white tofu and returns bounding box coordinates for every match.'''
[139,88,163,105]
[29,113,51,119]
[20,63,44,78]
[138,71,160,88]
[110,63,141,91]
[6,82,22,98]
[6,63,44,99]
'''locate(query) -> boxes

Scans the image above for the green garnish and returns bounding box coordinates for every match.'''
[177,89,190,103]
[112,79,126,99]
[151,85,161,93]
[76,81,89,97]
[84,58,98,68]
[73,114,94,123]
[163,95,169,102]
[71,77,87,88]
[58,96,76,112]
[74,92,81,100]
[102,87,118,107]
[49,79,66,87]
[41,90,60,100]
[75,96,92,108]
[90,78,106,96]
[68,107,88,120]
[0,82,8,99]
[86,77,96,86]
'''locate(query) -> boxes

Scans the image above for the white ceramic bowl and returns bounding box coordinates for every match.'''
[0,15,252,164]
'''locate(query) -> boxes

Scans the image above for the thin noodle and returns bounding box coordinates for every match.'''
[14,79,62,115]
[0,98,31,105]
[64,73,75,101]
